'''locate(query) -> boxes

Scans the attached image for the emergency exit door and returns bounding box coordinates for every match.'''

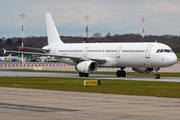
[116,47,121,58]
[145,45,153,58]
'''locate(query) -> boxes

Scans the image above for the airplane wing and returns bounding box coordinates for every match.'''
[3,49,107,64]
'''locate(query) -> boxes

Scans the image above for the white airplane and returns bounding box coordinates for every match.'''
[0,56,7,61]
[3,13,177,79]
[3,54,22,62]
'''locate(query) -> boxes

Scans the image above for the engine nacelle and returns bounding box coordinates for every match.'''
[132,67,154,74]
[75,61,98,73]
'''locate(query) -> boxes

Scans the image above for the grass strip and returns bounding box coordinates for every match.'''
[1,77,180,98]
[176,53,180,61]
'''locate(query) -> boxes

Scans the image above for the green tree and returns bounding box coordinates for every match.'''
[17,38,22,44]
[6,38,13,47]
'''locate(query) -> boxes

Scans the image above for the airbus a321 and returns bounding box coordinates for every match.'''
[4,13,177,79]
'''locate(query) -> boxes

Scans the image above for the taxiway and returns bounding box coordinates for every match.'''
[1,87,180,120]
[0,71,180,82]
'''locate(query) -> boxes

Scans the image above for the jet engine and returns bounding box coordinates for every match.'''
[75,61,98,73]
[132,67,154,74]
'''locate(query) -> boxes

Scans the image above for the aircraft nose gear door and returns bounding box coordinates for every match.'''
[116,47,121,58]
[145,45,153,58]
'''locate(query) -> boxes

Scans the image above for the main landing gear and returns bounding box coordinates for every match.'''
[154,67,160,79]
[79,72,89,77]
[116,68,126,77]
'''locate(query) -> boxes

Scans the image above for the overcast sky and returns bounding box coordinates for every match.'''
[1,0,180,38]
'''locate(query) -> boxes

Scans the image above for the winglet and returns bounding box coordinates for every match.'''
[3,48,6,54]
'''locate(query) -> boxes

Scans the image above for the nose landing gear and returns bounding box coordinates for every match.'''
[154,67,160,79]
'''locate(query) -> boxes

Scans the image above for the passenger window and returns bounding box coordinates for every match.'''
[156,49,160,53]
[160,49,163,53]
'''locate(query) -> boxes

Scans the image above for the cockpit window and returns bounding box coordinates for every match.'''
[156,49,160,53]
[164,49,170,53]
[160,49,164,53]
[156,49,174,53]
[170,49,174,52]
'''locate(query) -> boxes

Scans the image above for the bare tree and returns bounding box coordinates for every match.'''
[93,32,102,38]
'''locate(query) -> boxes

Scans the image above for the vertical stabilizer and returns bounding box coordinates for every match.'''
[45,13,64,45]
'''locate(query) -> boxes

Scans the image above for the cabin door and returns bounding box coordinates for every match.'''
[116,47,122,58]
[84,47,88,57]
[53,45,59,54]
[145,45,153,58]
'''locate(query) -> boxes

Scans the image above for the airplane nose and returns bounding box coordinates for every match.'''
[168,53,177,66]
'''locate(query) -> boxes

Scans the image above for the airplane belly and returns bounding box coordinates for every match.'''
[120,53,152,67]
[99,57,118,68]
[60,58,75,65]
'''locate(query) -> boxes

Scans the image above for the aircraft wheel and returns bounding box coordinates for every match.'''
[79,72,84,77]
[122,70,126,77]
[154,74,160,79]
[84,73,89,77]
[154,74,157,79]
[154,67,160,79]
[116,70,122,77]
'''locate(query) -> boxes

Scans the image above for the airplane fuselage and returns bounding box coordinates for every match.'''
[49,42,177,68]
